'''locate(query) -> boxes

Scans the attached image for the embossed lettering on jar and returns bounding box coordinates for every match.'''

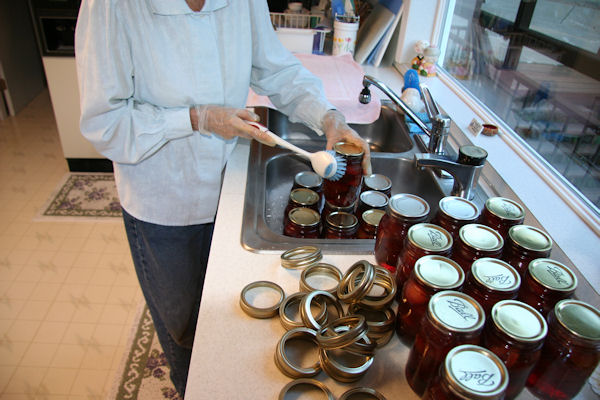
[396,223,453,287]
[479,197,525,240]
[451,224,504,274]
[323,142,364,208]
[405,291,485,396]
[374,194,430,273]
[396,255,465,342]
[502,225,553,275]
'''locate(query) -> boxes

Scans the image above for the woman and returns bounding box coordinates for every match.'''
[75,0,370,395]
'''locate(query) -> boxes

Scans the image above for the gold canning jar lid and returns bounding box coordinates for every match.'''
[491,300,547,343]
[326,211,358,229]
[414,255,465,290]
[554,299,600,341]
[459,224,504,251]
[428,291,485,332]
[289,188,319,207]
[485,197,525,221]
[528,258,577,291]
[407,223,453,252]
[364,174,392,192]
[333,142,364,158]
[470,258,520,292]
[388,193,430,221]
[438,196,479,221]
[288,207,321,227]
[361,209,385,228]
[508,225,553,252]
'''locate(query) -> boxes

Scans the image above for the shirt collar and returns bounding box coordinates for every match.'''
[149,0,229,15]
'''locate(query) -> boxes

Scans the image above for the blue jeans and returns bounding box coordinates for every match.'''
[122,208,214,397]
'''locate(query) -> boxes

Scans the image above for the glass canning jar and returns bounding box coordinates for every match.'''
[483,300,547,400]
[323,211,358,239]
[321,200,356,226]
[422,344,509,400]
[518,258,577,317]
[293,171,324,211]
[479,197,525,240]
[396,255,465,342]
[462,258,521,316]
[283,207,321,238]
[405,291,486,396]
[502,225,553,275]
[374,193,430,273]
[355,190,388,218]
[362,173,392,197]
[356,209,385,239]
[396,223,453,287]
[431,196,480,241]
[451,224,504,274]
[527,300,600,400]
[283,188,320,226]
[322,142,364,208]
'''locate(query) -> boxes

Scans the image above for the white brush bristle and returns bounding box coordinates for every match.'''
[325,151,346,181]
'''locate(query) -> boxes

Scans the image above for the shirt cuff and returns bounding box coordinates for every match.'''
[163,107,195,140]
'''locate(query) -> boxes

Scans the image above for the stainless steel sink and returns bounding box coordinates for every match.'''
[241,104,451,253]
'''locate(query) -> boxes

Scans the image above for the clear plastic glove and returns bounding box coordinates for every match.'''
[192,105,276,146]
[321,110,372,175]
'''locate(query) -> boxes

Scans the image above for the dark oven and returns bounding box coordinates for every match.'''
[29,0,81,56]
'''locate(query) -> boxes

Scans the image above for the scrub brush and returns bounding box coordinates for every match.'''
[247,121,346,181]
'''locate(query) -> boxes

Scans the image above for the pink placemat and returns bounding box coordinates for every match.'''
[246,53,381,124]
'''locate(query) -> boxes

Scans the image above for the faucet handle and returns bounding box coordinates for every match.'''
[420,85,442,119]
[457,145,488,166]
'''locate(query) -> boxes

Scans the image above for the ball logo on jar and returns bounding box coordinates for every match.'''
[481,273,513,288]
[458,369,497,387]
[500,202,520,218]
[545,265,569,287]
[446,298,478,323]
[426,229,444,248]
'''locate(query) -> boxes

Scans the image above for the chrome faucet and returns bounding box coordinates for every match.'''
[359,75,451,155]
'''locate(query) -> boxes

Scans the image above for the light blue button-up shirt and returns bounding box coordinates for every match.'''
[75,0,333,225]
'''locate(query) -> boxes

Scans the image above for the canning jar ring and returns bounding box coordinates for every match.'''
[300,263,343,294]
[300,290,344,330]
[338,387,387,400]
[347,303,396,334]
[279,292,327,331]
[278,378,335,400]
[337,260,376,302]
[274,327,321,378]
[281,246,323,269]
[239,281,285,319]
[316,315,367,350]
[355,268,396,309]
[319,345,374,382]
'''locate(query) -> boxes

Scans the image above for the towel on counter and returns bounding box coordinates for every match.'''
[246,53,381,124]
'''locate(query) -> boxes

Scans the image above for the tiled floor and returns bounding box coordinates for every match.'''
[0,91,143,399]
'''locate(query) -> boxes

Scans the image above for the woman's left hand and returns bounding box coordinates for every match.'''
[321,110,372,175]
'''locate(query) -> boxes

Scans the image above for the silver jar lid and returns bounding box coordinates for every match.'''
[528,258,577,292]
[294,171,323,190]
[414,255,465,290]
[364,173,392,192]
[470,258,520,292]
[485,197,525,221]
[387,193,430,221]
[359,190,389,209]
[407,223,453,252]
[361,209,385,228]
[289,188,319,207]
[490,300,547,343]
[459,224,504,252]
[508,225,553,252]
[554,299,600,341]
[438,196,479,221]
[428,291,485,332]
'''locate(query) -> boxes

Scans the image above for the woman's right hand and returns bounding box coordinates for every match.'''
[191,105,276,145]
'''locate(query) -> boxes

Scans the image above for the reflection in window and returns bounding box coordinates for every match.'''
[441,0,600,212]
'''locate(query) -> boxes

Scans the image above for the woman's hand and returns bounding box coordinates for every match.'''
[191,105,276,145]
[321,110,372,175]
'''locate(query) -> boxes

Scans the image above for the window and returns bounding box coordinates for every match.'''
[440,0,600,213]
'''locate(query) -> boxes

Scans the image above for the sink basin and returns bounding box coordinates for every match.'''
[241,105,449,253]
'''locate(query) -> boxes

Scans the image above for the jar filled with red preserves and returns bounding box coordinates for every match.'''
[396,223,453,287]
[462,258,521,316]
[396,255,464,343]
[293,171,324,211]
[356,209,385,239]
[362,173,392,197]
[323,211,358,239]
[518,258,577,317]
[527,299,600,400]
[322,142,364,208]
[405,290,485,396]
[321,200,356,226]
[484,300,547,400]
[422,344,509,400]
[355,190,388,218]
[451,224,504,274]
[374,194,430,273]
[283,188,320,226]
[479,197,525,240]
[502,225,553,275]
[431,196,480,241]
[283,207,321,238]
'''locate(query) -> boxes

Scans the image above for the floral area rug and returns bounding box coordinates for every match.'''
[110,303,181,400]
[37,173,122,220]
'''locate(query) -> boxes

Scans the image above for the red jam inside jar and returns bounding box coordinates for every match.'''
[451,223,504,274]
[292,170,324,211]
[422,344,509,400]
[396,223,453,287]
[484,300,547,400]
[405,291,485,396]
[323,211,358,239]
[322,142,364,208]
[283,188,320,227]
[518,258,577,317]
[502,225,553,275]
[283,207,321,238]
[431,196,479,242]
[356,209,385,239]
[527,300,600,400]
[362,173,392,197]
[479,197,525,240]
[374,193,430,273]
[396,255,464,343]
[462,258,521,316]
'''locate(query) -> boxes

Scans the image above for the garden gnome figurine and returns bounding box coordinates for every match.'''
[411,40,430,71]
